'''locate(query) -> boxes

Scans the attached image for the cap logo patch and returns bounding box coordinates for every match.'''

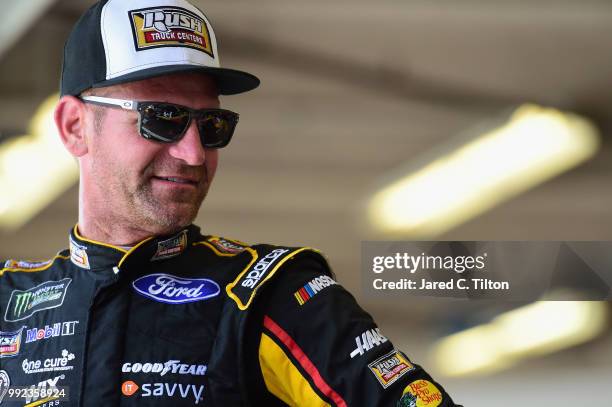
[129,6,214,57]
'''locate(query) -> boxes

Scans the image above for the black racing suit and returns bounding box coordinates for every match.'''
[0,225,461,406]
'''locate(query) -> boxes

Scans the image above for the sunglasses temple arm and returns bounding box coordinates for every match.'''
[79,96,138,111]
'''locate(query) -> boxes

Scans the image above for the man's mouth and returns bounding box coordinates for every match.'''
[153,176,199,185]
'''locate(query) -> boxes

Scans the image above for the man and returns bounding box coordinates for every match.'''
[0,0,461,406]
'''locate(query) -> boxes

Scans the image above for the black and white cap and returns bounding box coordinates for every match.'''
[60,0,259,96]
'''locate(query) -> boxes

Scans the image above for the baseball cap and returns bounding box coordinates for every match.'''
[60,0,259,96]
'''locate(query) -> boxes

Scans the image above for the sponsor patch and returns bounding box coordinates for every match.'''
[368,349,415,389]
[3,259,52,270]
[350,327,388,358]
[132,274,220,304]
[151,230,188,261]
[294,275,336,305]
[23,374,65,405]
[22,349,75,374]
[397,392,418,407]
[122,360,207,377]
[0,370,9,404]
[26,321,79,344]
[207,237,247,255]
[398,380,443,407]
[69,237,90,269]
[129,6,213,57]
[0,328,24,358]
[122,381,139,396]
[228,247,312,310]
[121,380,205,405]
[4,278,72,322]
[241,249,289,289]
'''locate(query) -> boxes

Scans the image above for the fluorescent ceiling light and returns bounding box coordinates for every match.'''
[0,94,79,231]
[0,0,57,58]
[432,301,608,377]
[368,105,600,237]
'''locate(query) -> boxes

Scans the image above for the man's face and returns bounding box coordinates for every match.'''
[82,72,220,235]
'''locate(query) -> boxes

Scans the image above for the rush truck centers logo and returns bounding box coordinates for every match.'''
[368,349,415,389]
[0,328,24,358]
[129,6,213,57]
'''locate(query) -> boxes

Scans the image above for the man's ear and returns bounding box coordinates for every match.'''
[54,95,89,157]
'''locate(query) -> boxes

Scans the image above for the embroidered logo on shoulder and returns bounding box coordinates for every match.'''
[228,247,313,310]
[207,236,248,255]
[397,380,443,406]
[294,275,336,305]
[241,249,289,289]
[69,237,90,269]
[3,259,52,270]
[4,279,72,322]
[369,349,415,389]
[0,328,24,358]
[132,273,220,304]
[151,230,188,261]
[129,6,214,57]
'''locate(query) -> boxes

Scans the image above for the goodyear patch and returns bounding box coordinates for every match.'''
[368,349,415,389]
[129,6,213,57]
[397,380,443,407]
[294,274,337,305]
[207,236,248,255]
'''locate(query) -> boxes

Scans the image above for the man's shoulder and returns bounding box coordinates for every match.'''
[191,234,254,257]
[191,232,327,264]
[193,233,332,311]
[0,252,71,293]
[0,251,71,277]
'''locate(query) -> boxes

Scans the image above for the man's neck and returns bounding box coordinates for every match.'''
[77,217,157,247]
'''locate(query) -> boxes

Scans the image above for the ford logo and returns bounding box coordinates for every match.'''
[132,274,220,304]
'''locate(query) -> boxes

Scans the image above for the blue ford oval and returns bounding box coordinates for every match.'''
[132,273,220,304]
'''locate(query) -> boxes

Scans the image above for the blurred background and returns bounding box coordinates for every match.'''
[1,0,612,405]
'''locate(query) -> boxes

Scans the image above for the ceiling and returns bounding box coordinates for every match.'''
[1,1,611,403]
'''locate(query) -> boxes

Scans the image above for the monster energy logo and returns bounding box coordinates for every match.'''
[4,279,71,322]
[13,292,32,318]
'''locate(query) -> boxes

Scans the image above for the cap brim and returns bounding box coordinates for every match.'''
[91,65,260,95]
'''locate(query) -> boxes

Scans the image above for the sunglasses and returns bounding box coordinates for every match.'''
[79,95,239,148]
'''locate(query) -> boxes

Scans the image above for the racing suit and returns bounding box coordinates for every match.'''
[0,225,461,406]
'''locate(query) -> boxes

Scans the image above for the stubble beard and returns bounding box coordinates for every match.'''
[93,159,210,236]
[130,176,208,233]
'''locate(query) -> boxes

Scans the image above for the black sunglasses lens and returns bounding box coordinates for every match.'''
[198,112,237,148]
[140,104,190,141]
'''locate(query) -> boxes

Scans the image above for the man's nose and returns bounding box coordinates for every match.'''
[167,119,206,166]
